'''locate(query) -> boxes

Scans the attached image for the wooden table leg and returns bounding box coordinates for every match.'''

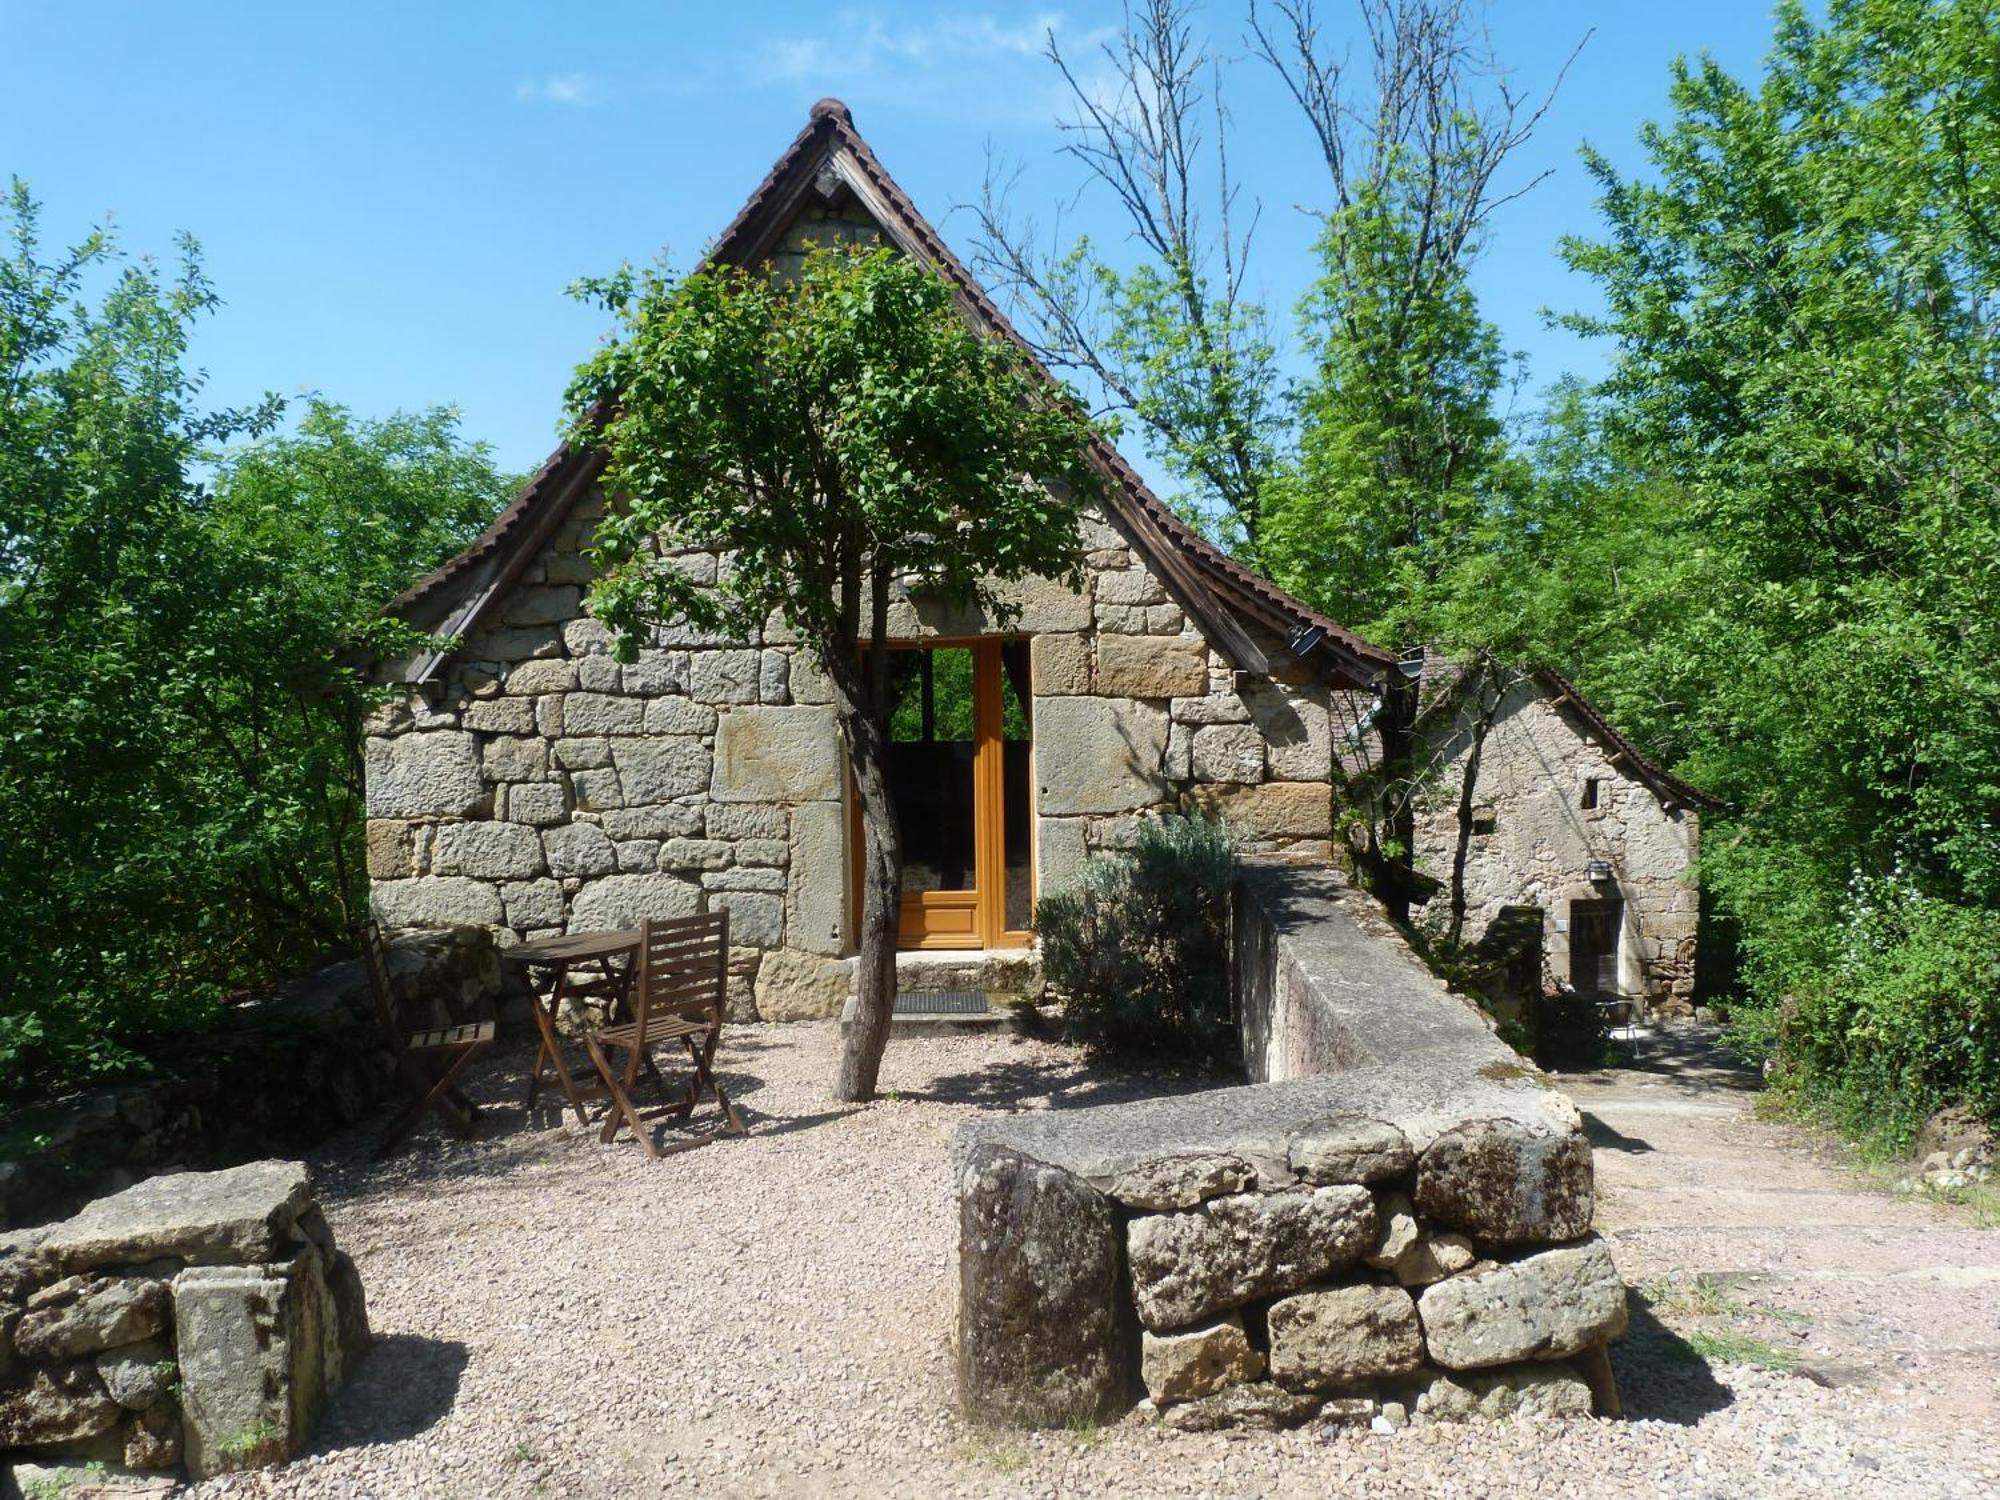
[524,963,591,1126]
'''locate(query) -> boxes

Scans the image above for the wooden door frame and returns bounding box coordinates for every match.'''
[847,638,1035,952]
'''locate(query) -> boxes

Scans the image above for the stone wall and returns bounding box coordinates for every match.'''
[954,861,1626,1431]
[0,1161,368,1481]
[0,930,501,1232]
[1408,674,1701,1015]
[366,494,1341,1017]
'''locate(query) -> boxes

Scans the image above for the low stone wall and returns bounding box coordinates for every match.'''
[0,1161,369,1481]
[955,861,1625,1431]
[1,929,502,1231]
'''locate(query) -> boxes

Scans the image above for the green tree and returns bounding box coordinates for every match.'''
[0,179,511,1106]
[1552,0,2000,1134]
[973,0,1281,552]
[567,244,1099,1102]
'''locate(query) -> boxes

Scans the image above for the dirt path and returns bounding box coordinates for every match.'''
[1559,1027,2000,1437]
[179,1022,2000,1500]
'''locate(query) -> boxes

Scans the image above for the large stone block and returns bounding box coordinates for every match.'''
[707,803,786,840]
[482,734,548,784]
[1416,1362,1594,1422]
[562,692,645,735]
[1416,1236,1629,1370]
[500,878,564,931]
[430,821,545,880]
[174,1251,340,1479]
[1094,567,1168,607]
[369,877,503,930]
[1157,1381,1322,1433]
[1245,686,1333,781]
[1190,724,1266,784]
[1140,1313,1263,1403]
[1187,781,1331,838]
[1034,698,1168,816]
[1125,1185,1376,1330]
[958,1146,1127,1428]
[1289,1119,1415,1185]
[573,766,624,813]
[568,874,702,931]
[1031,633,1091,696]
[364,820,417,879]
[710,890,783,948]
[644,696,719,736]
[613,738,712,804]
[752,948,852,1021]
[1415,1119,1593,1244]
[689,648,762,704]
[541,822,618,879]
[1035,816,1090,897]
[13,1277,169,1361]
[601,804,704,841]
[364,732,484,818]
[712,707,841,803]
[502,658,576,695]
[39,1161,310,1275]
[1266,1284,1425,1390]
[786,801,847,954]
[1094,633,1209,699]
[504,781,570,827]
[0,1360,120,1448]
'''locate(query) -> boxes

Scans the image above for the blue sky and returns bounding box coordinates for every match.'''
[2,2,1778,481]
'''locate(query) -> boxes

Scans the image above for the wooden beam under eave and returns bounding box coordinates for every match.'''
[1116,501,1273,676]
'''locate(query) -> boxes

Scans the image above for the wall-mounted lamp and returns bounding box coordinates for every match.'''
[1286,621,1327,659]
[1585,859,1614,883]
[1396,645,1426,680]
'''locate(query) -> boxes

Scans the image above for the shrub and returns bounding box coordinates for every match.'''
[1754,876,2000,1148]
[1034,813,1237,1063]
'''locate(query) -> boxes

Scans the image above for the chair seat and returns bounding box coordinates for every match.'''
[409,1021,497,1052]
[594,1014,711,1050]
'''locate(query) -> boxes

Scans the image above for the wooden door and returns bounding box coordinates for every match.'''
[1568,898,1622,995]
[853,641,1035,950]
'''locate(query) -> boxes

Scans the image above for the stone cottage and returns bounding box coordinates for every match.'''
[364,99,1399,1019]
[1405,663,1722,1016]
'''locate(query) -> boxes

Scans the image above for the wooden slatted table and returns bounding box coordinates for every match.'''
[509,928,641,1124]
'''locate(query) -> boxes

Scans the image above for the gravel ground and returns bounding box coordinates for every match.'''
[179,1021,2000,1500]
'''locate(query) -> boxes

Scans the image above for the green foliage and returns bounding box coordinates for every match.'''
[1035,814,1237,1063]
[1765,876,2000,1147]
[1263,169,1522,642]
[567,244,1098,676]
[1525,0,2000,1132]
[0,182,510,1110]
[1040,239,1281,549]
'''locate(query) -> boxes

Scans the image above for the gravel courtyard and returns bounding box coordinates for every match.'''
[184,1022,2000,1500]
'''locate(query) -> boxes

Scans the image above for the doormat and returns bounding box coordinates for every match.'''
[894,990,989,1016]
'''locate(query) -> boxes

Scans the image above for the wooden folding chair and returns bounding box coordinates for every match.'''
[584,910,744,1156]
[358,921,497,1159]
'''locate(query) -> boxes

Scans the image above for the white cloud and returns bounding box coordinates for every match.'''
[744,10,1112,121]
[514,73,605,107]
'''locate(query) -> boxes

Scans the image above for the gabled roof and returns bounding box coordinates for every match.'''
[1531,667,1723,813]
[388,99,1393,689]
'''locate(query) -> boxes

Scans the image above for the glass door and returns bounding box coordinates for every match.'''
[857,640,1035,949]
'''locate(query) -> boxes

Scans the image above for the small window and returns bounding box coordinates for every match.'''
[1470,806,1497,835]
[1580,777,1601,811]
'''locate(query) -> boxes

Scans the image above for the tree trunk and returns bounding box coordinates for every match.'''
[831,562,902,1103]
[836,719,902,1101]
[1378,671,1421,926]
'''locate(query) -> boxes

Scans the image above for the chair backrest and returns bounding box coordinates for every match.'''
[633,910,730,1050]
[356,920,406,1050]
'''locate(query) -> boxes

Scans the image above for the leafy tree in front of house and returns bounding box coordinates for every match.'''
[567,243,1099,1103]
[0,179,512,1109]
